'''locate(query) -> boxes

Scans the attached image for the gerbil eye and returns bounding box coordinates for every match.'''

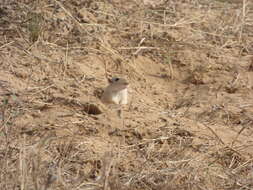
[114,78,119,81]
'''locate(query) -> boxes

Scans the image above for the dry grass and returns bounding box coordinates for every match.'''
[0,0,253,189]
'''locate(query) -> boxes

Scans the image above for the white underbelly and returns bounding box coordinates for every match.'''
[111,89,128,105]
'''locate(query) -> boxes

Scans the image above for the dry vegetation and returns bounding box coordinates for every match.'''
[0,0,253,189]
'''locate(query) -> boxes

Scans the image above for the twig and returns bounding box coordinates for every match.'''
[199,123,225,145]
[119,46,160,50]
[31,85,54,96]
[0,41,14,49]
[231,125,248,147]
[101,151,114,190]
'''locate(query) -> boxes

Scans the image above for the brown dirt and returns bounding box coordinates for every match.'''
[0,0,253,189]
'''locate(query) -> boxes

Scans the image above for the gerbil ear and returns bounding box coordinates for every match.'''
[108,78,113,83]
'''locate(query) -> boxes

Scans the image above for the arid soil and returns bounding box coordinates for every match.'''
[0,0,253,189]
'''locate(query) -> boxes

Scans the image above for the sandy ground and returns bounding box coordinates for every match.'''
[0,0,253,189]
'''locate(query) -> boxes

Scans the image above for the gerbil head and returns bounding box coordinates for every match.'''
[108,77,129,90]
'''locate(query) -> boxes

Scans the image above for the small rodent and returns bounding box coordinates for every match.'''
[101,77,129,105]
